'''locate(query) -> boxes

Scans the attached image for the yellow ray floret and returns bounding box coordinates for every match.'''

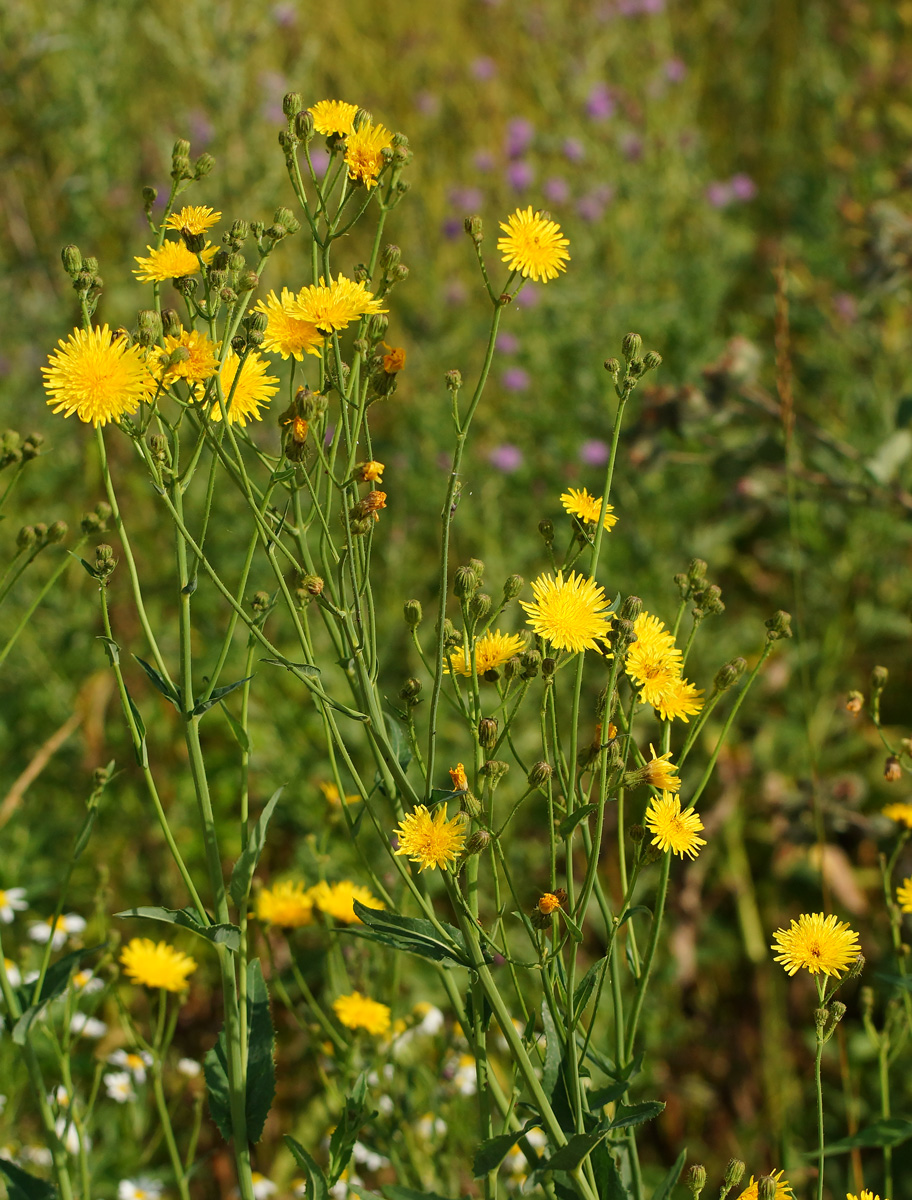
[560,488,617,532]
[255,880,314,928]
[644,792,705,860]
[771,912,862,978]
[120,938,197,992]
[447,629,527,676]
[210,350,279,425]
[133,241,217,282]
[309,99,359,136]
[308,880,384,924]
[497,207,570,282]
[520,571,612,654]
[253,288,324,360]
[882,802,912,828]
[333,990,391,1035]
[150,328,220,385]
[164,205,222,234]
[288,275,387,335]
[394,804,467,872]
[344,121,394,188]
[43,325,154,426]
[736,1170,793,1200]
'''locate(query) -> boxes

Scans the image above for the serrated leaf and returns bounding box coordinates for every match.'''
[245,959,275,1142]
[537,1130,610,1173]
[383,712,412,773]
[220,701,250,753]
[558,804,598,837]
[285,1137,329,1200]
[115,905,239,953]
[328,1072,374,1185]
[204,1029,232,1141]
[605,1101,665,1131]
[473,1119,540,1177]
[651,1148,687,1200]
[349,901,479,967]
[229,787,284,908]
[820,1117,912,1155]
[590,1142,629,1200]
[192,675,255,717]
[96,635,120,665]
[134,655,180,706]
[0,1157,57,1200]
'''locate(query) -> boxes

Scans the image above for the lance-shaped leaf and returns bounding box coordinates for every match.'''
[329,1072,376,1184]
[229,787,284,908]
[115,905,240,953]
[285,1137,329,1200]
[204,1030,232,1141]
[819,1117,912,1155]
[349,901,481,968]
[473,1118,542,1177]
[192,674,255,716]
[134,655,181,706]
[245,959,276,1142]
[0,1158,57,1200]
[651,1148,687,1200]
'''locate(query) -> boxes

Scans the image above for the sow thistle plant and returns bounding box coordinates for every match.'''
[0,91,878,1200]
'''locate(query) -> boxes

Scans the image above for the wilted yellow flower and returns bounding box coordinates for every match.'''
[497,207,570,282]
[289,275,387,335]
[309,99,358,136]
[309,880,384,924]
[382,345,406,373]
[447,629,527,676]
[521,571,612,654]
[43,325,154,426]
[560,488,617,532]
[359,460,385,483]
[151,328,220,384]
[344,121,393,188]
[333,991,391,1035]
[449,763,469,791]
[120,938,197,992]
[394,805,467,872]
[255,880,314,928]
[133,241,217,282]
[538,892,564,915]
[771,913,862,978]
[253,288,324,360]
[638,745,681,793]
[644,793,705,860]
[210,350,279,425]
[165,205,222,234]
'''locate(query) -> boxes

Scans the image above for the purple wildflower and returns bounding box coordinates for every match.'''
[506,161,535,192]
[730,173,757,201]
[664,58,687,82]
[586,83,616,121]
[309,148,330,179]
[449,186,484,211]
[502,367,530,392]
[497,331,520,355]
[488,444,524,473]
[506,118,535,158]
[579,440,610,466]
[544,177,570,204]
[474,149,495,172]
[471,57,497,81]
[705,181,733,209]
[563,137,586,163]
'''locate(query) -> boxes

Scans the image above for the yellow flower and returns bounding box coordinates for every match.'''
[210,350,279,425]
[538,892,563,915]
[150,329,220,384]
[309,880,384,924]
[344,121,393,188]
[650,676,704,723]
[289,275,387,335]
[846,1190,890,1200]
[771,913,862,978]
[164,205,222,234]
[497,207,570,282]
[309,99,359,136]
[318,781,361,805]
[560,488,618,532]
[644,793,705,860]
[133,241,217,282]
[42,325,154,426]
[255,880,314,928]
[520,571,613,654]
[737,1171,793,1200]
[333,991,391,1035]
[449,763,469,791]
[120,938,197,992]
[382,345,406,373]
[625,612,683,696]
[897,877,912,912]
[394,804,467,872]
[882,802,912,829]
[639,745,681,793]
[447,629,527,676]
[253,289,324,360]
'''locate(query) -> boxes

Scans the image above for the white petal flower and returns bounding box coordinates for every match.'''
[104,1071,137,1103]
[20,1146,53,1167]
[351,1143,388,1172]
[107,1049,152,1083]
[118,1178,164,1200]
[70,1013,107,1039]
[72,969,104,994]
[451,1052,477,1096]
[413,1003,444,1036]
[29,914,86,951]
[251,1174,277,1200]
[2,959,21,988]
[0,887,27,924]
[177,1057,201,1078]
[54,1117,90,1155]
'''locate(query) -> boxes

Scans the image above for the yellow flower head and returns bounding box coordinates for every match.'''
[640,745,681,793]
[253,288,324,360]
[897,877,912,913]
[120,938,197,992]
[289,276,387,335]
[737,1171,793,1200]
[210,350,279,425]
[309,99,359,136]
[449,763,469,791]
[359,460,385,483]
[133,241,217,282]
[332,990,391,1035]
[151,328,220,385]
[382,345,406,373]
[520,571,613,654]
[344,121,394,188]
[318,781,360,806]
[447,629,527,677]
[644,793,706,860]
[309,880,384,924]
[626,612,683,690]
[882,802,912,829]
[255,880,314,928]
[165,205,222,235]
[497,207,570,282]
[560,488,618,532]
[846,1190,889,1200]
[771,912,862,978]
[43,325,154,426]
[394,804,467,872]
[648,675,705,723]
[538,892,564,915]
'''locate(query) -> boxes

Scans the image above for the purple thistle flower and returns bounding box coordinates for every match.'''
[515,286,540,309]
[506,161,535,192]
[579,440,610,466]
[497,331,520,355]
[544,177,570,204]
[488,444,524,473]
[563,137,586,163]
[506,118,535,159]
[502,367,530,392]
[730,173,757,201]
[586,83,616,121]
[471,57,497,81]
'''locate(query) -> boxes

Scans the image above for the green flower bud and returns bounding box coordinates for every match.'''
[604,357,621,375]
[142,186,158,211]
[643,350,662,371]
[251,591,271,615]
[713,657,747,693]
[756,1177,777,1200]
[539,519,554,546]
[294,110,315,141]
[400,678,422,704]
[629,823,645,843]
[459,790,483,819]
[16,526,37,550]
[527,761,552,788]
[765,609,793,641]
[469,593,491,621]
[61,244,82,275]
[723,1161,745,1190]
[541,656,557,679]
[160,308,181,337]
[503,656,521,680]
[404,599,423,628]
[463,829,490,857]
[193,153,215,180]
[283,92,303,118]
[380,244,401,270]
[47,520,68,544]
[20,434,44,461]
[445,368,462,391]
[478,717,498,748]
[619,595,642,622]
[454,565,478,599]
[871,664,889,693]
[464,214,484,243]
[94,543,117,579]
[520,649,541,679]
[480,760,509,783]
[502,574,524,601]
[622,332,642,362]
[685,1164,706,1198]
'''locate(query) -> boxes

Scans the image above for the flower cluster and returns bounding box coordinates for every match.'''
[626,611,704,722]
[255,878,384,927]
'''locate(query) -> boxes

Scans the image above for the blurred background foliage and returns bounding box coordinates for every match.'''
[3,0,912,1192]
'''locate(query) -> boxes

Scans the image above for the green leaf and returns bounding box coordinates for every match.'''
[75,554,100,580]
[383,1188,470,1200]
[0,1157,57,1200]
[329,1072,375,1185]
[72,805,99,861]
[204,1029,232,1141]
[13,944,105,1045]
[349,901,479,967]
[115,905,240,953]
[619,905,653,928]
[134,655,181,706]
[872,970,912,991]
[260,656,321,679]
[473,1119,540,1177]
[285,1137,329,1200]
[605,1102,665,1131]
[126,690,148,769]
[348,1189,386,1200]
[192,675,255,716]
[220,701,250,753]
[229,787,284,908]
[537,1130,610,1173]
[558,804,598,837]
[541,999,561,1101]
[245,959,275,1142]
[651,1148,687,1200]
[588,1080,633,1109]
[820,1117,912,1155]
[573,957,606,1025]
[590,1142,629,1200]
[428,788,464,804]
[580,1043,642,1083]
[96,635,120,665]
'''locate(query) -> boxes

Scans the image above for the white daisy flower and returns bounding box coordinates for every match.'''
[2,959,21,988]
[415,1113,447,1139]
[107,1049,153,1083]
[54,1117,90,1155]
[0,888,27,924]
[118,1178,164,1200]
[177,1057,201,1078]
[29,914,86,951]
[251,1173,277,1199]
[451,1052,477,1096]
[413,1002,445,1036]
[104,1071,136,1103]
[52,1085,70,1108]
[72,969,104,994]
[69,1013,107,1039]
[292,1180,307,1198]
[375,1094,394,1117]
[20,1146,53,1167]
[351,1142,388,1172]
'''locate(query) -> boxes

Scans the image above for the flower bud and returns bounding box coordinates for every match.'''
[756,1177,777,1200]
[400,678,422,704]
[813,1006,828,1036]
[688,559,708,585]
[618,595,642,622]
[251,591,271,616]
[454,565,478,599]
[81,512,102,535]
[502,574,524,602]
[469,593,491,621]
[845,690,864,713]
[604,357,621,376]
[159,307,180,338]
[629,823,645,843]
[723,1161,745,1190]
[622,332,642,362]
[460,790,483,819]
[541,656,557,679]
[445,368,462,391]
[884,755,902,782]
[442,619,462,648]
[464,214,484,243]
[478,717,498,749]
[503,656,522,680]
[142,186,158,211]
[713,657,747,694]
[685,1164,706,1198]
[380,244,401,271]
[46,520,68,544]
[174,275,198,297]
[528,761,552,789]
[480,759,509,782]
[283,92,303,118]
[520,649,541,679]
[765,610,793,641]
[404,599,423,628]
[694,582,724,616]
[21,434,44,461]
[871,665,889,693]
[61,244,82,275]
[643,350,662,371]
[94,543,117,579]
[294,110,315,140]
[824,1000,846,1040]
[16,526,37,550]
[538,519,554,546]
[463,829,491,857]
[193,153,215,180]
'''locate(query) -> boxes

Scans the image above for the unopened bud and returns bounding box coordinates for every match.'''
[400,678,422,703]
[480,760,510,783]
[469,593,491,621]
[464,214,484,243]
[643,350,662,371]
[160,308,181,337]
[294,110,315,141]
[20,434,44,461]
[538,519,554,546]
[621,332,642,362]
[695,583,724,616]
[463,829,491,858]
[142,186,158,210]
[380,244,401,271]
[251,591,271,615]
[501,574,524,602]
[629,824,646,843]
[283,92,303,118]
[685,1164,706,1198]
[528,761,552,789]
[503,656,521,680]
[756,1177,777,1200]
[61,245,83,275]
[454,565,478,599]
[619,595,642,622]
[16,526,37,550]
[94,544,117,579]
[478,718,498,749]
[723,1160,745,1190]
[765,610,793,641]
[824,1001,846,1040]
[884,755,902,783]
[813,1006,828,1036]
[445,368,462,391]
[520,649,541,679]
[713,657,747,694]
[47,521,68,544]
[460,791,483,819]
[193,153,215,180]
[403,599,423,628]
[541,656,557,679]
[442,619,462,649]
[871,665,889,693]
[604,358,621,376]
